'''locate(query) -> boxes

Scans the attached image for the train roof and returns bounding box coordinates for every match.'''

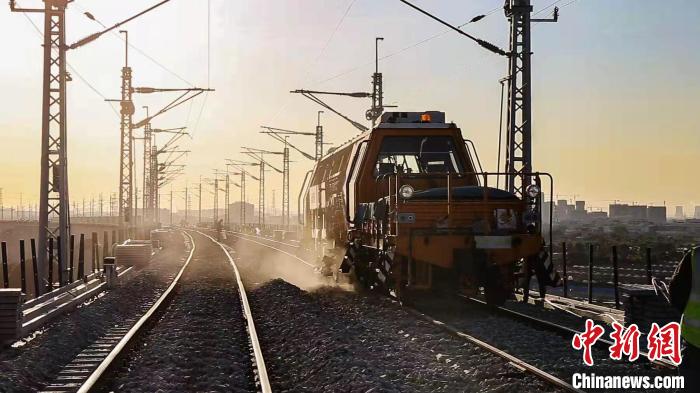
[377,111,456,129]
[321,111,457,158]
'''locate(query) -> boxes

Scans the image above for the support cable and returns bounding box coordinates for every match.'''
[397,0,508,57]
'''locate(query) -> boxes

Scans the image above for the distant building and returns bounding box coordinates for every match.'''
[609,203,648,221]
[555,200,569,221]
[229,201,255,223]
[694,206,700,219]
[647,206,667,224]
[573,201,587,219]
[630,205,647,220]
[675,206,685,220]
[542,201,553,223]
[588,211,608,219]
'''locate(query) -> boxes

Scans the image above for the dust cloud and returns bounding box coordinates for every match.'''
[226,234,344,293]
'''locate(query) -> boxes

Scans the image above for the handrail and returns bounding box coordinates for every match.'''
[373,171,555,248]
[463,139,484,174]
[298,170,313,225]
[344,140,369,225]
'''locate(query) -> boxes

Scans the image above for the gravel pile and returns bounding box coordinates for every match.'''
[0,235,190,393]
[249,279,560,393]
[109,232,254,392]
[412,296,676,393]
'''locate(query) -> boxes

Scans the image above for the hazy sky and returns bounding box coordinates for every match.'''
[0,0,698,214]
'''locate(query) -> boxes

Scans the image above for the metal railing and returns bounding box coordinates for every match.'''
[365,171,554,247]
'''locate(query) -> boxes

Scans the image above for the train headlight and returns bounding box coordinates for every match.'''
[399,184,415,199]
[526,184,541,199]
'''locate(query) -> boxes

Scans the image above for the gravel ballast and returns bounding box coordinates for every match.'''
[108,231,255,392]
[0,234,190,393]
[412,296,677,392]
[248,279,560,393]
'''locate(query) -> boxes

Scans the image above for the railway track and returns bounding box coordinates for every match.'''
[224,231,592,392]
[459,295,677,370]
[40,230,270,393]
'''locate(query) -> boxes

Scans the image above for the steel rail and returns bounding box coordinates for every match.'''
[199,231,272,393]
[77,231,197,393]
[228,230,302,251]
[223,234,586,392]
[225,231,313,269]
[461,295,677,370]
[403,306,586,393]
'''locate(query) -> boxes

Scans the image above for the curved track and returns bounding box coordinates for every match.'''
[42,230,270,393]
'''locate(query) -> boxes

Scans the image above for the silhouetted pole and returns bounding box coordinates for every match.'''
[612,245,620,309]
[31,239,39,295]
[69,234,75,283]
[1,242,8,288]
[587,244,594,303]
[19,240,26,293]
[47,238,54,291]
[78,234,85,280]
[646,247,653,285]
[562,242,568,298]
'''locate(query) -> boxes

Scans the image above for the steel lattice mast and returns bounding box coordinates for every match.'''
[260,125,320,227]
[10,0,71,288]
[282,142,290,227]
[141,108,152,224]
[40,0,69,286]
[225,174,230,228]
[226,160,261,227]
[398,0,557,197]
[504,0,532,197]
[10,0,174,290]
[315,111,324,160]
[241,149,283,228]
[118,31,135,232]
[240,172,245,224]
[503,0,558,196]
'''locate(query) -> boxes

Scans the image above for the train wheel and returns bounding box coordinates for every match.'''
[483,266,508,306]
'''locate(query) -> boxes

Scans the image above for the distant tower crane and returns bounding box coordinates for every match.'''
[9,0,173,290]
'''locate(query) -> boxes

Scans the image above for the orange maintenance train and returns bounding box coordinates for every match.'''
[299,111,553,305]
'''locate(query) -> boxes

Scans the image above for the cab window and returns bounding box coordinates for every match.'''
[374,136,463,176]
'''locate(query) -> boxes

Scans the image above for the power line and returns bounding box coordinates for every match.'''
[312,0,578,87]
[311,5,501,86]
[72,2,195,87]
[193,1,212,136]
[313,0,358,66]
[20,12,120,117]
[534,0,565,15]
[268,0,358,123]
[207,0,211,88]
